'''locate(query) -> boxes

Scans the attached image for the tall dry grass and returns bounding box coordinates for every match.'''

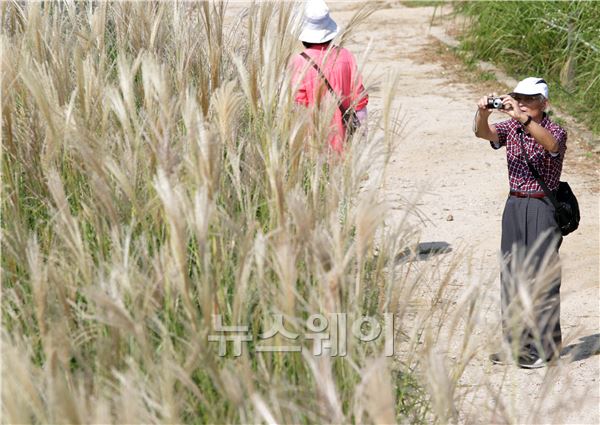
[1,1,580,424]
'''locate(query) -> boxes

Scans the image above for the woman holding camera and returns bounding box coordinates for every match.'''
[474,77,567,369]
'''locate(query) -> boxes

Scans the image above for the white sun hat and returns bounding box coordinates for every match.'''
[511,77,549,99]
[298,0,339,44]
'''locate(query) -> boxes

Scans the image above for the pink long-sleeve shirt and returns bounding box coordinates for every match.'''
[290,44,368,153]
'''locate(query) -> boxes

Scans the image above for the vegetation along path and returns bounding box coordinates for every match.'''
[337,2,599,423]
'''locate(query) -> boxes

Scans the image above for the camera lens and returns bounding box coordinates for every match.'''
[486,97,503,109]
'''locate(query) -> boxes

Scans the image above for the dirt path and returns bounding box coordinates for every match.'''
[335,2,599,423]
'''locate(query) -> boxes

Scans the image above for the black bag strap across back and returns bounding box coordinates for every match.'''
[300,51,349,118]
[518,128,561,210]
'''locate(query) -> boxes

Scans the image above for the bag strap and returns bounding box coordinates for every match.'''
[518,129,560,209]
[300,51,348,117]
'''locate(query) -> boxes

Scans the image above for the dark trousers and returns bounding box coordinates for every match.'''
[500,195,563,360]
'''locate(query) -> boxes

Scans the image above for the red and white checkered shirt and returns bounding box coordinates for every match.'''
[491,114,567,192]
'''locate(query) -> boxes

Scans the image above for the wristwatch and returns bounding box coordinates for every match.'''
[522,115,532,127]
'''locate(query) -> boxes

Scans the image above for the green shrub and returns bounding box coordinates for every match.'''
[456,1,600,135]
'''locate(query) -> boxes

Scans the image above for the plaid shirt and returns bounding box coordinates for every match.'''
[491,114,567,192]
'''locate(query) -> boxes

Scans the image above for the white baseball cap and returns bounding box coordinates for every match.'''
[298,0,339,44]
[511,77,549,99]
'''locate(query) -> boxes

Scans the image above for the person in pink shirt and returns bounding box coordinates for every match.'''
[290,0,368,153]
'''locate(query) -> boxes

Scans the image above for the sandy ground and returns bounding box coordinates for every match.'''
[332,2,599,424]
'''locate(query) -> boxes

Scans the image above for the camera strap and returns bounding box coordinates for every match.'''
[300,51,350,118]
[518,129,560,209]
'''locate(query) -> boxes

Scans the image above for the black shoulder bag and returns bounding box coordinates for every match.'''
[518,129,580,236]
[300,52,361,137]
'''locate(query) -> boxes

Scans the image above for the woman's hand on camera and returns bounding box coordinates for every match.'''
[500,95,528,122]
[477,93,496,113]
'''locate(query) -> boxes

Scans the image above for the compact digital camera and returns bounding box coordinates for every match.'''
[486,97,504,109]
